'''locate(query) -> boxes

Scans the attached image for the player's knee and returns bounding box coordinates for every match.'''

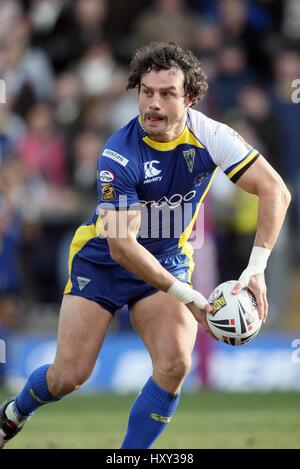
[48,365,91,397]
[155,353,192,381]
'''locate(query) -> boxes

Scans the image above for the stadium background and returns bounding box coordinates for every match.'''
[0,0,300,448]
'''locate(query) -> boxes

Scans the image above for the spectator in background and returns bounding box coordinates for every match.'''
[237,84,282,173]
[17,103,66,186]
[194,20,223,59]
[0,194,21,320]
[0,174,22,388]
[271,49,300,263]
[79,97,113,137]
[29,0,75,72]
[53,71,83,182]
[30,0,109,73]
[282,0,300,41]
[0,0,23,43]
[54,71,82,132]
[272,50,300,182]
[77,38,125,99]
[0,103,26,153]
[107,75,139,132]
[218,0,249,40]
[0,14,54,115]
[131,0,198,51]
[71,130,103,202]
[214,42,255,112]
[193,0,275,76]
[192,21,222,117]
[73,0,108,41]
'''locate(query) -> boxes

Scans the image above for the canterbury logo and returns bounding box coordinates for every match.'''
[150,413,172,423]
[144,160,161,178]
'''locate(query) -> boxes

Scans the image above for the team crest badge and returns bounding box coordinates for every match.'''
[77,277,91,291]
[183,149,195,173]
[101,182,116,200]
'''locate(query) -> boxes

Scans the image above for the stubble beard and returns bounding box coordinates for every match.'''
[143,117,170,139]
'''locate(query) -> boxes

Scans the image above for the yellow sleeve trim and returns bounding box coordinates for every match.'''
[227,150,259,180]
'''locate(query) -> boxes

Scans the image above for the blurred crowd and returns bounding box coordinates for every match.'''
[0,0,299,332]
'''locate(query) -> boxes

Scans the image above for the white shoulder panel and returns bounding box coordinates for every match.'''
[187,109,254,172]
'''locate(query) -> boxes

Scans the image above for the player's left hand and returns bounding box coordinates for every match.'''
[231,272,268,323]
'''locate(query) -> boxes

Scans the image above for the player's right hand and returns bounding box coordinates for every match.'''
[186,302,217,339]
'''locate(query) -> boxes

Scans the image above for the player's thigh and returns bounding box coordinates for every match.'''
[130,291,198,363]
[53,295,112,376]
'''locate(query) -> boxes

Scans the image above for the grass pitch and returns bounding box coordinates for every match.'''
[1,391,300,449]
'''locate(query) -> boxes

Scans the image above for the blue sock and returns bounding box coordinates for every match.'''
[121,377,180,449]
[14,364,61,417]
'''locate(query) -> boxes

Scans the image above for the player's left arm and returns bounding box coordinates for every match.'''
[232,155,291,321]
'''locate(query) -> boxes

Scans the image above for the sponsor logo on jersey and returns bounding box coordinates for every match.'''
[143,160,162,183]
[210,291,227,315]
[101,182,116,200]
[77,277,91,291]
[140,190,196,209]
[102,148,128,167]
[99,170,115,182]
[183,149,196,173]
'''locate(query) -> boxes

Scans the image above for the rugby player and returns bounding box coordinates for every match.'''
[0,42,290,449]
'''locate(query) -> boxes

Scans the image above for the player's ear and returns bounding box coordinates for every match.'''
[184,93,194,108]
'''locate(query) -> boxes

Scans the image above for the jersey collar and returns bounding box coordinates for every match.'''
[138,115,204,151]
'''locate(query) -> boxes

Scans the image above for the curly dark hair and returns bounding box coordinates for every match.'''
[127,42,208,106]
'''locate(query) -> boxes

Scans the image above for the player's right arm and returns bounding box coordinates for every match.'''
[101,206,213,329]
[103,207,175,291]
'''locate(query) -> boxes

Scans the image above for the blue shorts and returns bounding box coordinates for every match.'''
[64,224,194,315]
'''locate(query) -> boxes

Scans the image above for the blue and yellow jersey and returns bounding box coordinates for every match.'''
[90,108,259,255]
[65,109,260,311]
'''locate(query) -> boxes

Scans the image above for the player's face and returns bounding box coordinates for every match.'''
[139,68,193,142]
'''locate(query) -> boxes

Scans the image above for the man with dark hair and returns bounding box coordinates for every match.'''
[0,42,290,449]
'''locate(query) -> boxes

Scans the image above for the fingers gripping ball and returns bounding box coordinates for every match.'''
[206,281,262,346]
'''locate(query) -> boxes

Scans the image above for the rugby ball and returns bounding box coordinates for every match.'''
[206,280,262,346]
